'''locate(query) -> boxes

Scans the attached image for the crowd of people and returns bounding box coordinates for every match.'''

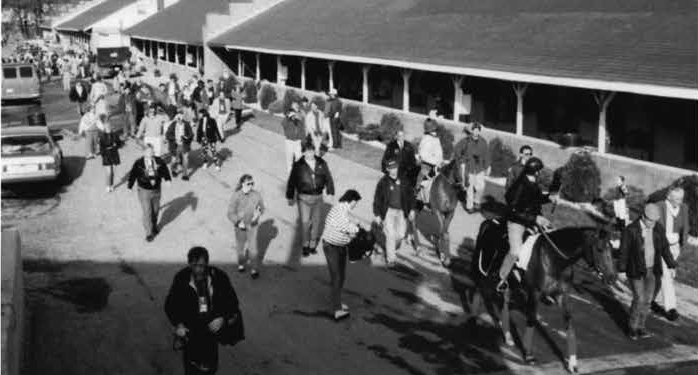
[17,40,690,374]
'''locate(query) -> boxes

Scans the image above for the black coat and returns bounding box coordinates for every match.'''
[165,120,194,153]
[69,85,89,103]
[505,175,549,227]
[618,219,677,279]
[381,140,418,184]
[196,116,222,143]
[127,156,171,190]
[164,266,244,346]
[286,156,335,199]
[373,175,414,219]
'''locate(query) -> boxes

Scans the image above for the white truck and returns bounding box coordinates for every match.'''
[90,28,131,77]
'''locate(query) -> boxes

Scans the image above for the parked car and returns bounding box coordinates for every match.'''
[1,126,63,184]
[2,62,42,101]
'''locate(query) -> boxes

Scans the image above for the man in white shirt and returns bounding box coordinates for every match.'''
[209,91,231,142]
[415,118,443,191]
[304,101,332,154]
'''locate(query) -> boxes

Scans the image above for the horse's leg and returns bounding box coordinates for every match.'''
[437,210,454,267]
[523,289,539,365]
[501,288,515,346]
[408,214,421,256]
[561,292,578,373]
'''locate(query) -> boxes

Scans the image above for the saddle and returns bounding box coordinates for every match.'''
[475,218,539,282]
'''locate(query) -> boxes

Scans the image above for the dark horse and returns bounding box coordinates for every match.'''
[471,220,617,373]
[411,160,464,267]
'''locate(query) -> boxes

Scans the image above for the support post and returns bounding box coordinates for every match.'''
[362,65,370,104]
[594,91,616,154]
[453,76,464,121]
[513,82,529,136]
[327,61,335,92]
[237,51,242,77]
[276,55,283,85]
[402,69,412,112]
[300,57,307,90]
[255,53,260,81]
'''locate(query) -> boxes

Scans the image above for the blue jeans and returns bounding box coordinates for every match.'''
[629,270,660,332]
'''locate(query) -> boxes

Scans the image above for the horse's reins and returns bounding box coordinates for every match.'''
[536,225,569,260]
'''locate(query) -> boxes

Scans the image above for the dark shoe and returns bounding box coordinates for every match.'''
[182,175,189,181]
[628,329,639,340]
[250,269,259,279]
[637,329,652,339]
[651,301,665,315]
[152,227,159,235]
[666,309,679,321]
[302,247,310,257]
[310,247,318,255]
[145,234,154,242]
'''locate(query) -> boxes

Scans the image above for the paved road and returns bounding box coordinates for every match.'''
[4,81,698,375]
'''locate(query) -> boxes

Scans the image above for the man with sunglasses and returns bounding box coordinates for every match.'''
[506,145,533,190]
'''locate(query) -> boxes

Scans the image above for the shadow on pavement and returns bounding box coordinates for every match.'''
[158,191,198,230]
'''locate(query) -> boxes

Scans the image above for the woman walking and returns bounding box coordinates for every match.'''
[321,189,362,321]
[227,174,265,279]
[69,80,89,115]
[196,109,223,171]
[99,115,122,192]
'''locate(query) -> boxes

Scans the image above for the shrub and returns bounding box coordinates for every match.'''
[340,104,363,134]
[311,95,326,112]
[282,89,302,113]
[488,137,517,178]
[559,150,602,203]
[268,99,284,114]
[648,174,698,236]
[259,84,277,110]
[242,80,258,104]
[435,123,455,159]
[358,123,381,141]
[378,113,403,142]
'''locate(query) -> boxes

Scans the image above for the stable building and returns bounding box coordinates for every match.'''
[206,0,697,178]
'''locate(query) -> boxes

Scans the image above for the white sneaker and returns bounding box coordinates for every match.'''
[216,165,221,171]
[334,310,350,321]
[341,303,349,311]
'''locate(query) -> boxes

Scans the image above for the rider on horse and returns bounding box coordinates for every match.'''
[496,157,556,291]
[415,118,444,195]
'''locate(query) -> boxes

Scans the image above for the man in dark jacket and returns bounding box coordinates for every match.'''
[619,203,677,339]
[166,109,194,180]
[165,247,242,375]
[127,145,172,241]
[373,159,415,267]
[497,157,554,291]
[505,145,533,191]
[282,102,305,173]
[286,141,335,256]
[326,88,343,149]
[196,109,222,171]
[381,130,418,186]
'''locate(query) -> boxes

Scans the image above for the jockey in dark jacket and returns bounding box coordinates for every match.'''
[497,157,555,291]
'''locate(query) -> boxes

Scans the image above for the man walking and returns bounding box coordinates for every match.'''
[462,123,491,213]
[652,186,690,321]
[127,145,171,242]
[122,85,137,138]
[506,145,533,190]
[287,141,335,257]
[618,203,677,339]
[196,109,223,171]
[137,104,166,157]
[77,105,102,159]
[282,102,305,173]
[165,246,242,375]
[231,85,244,128]
[373,159,415,268]
[166,109,194,181]
[326,88,343,149]
[210,91,231,142]
[304,100,332,154]
[381,130,418,186]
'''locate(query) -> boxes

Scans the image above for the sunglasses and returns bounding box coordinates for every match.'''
[523,152,532,156]
[245,182,254,187]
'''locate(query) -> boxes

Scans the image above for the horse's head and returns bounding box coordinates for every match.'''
[585,227,618,285]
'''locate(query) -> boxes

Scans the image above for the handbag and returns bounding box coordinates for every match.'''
[216,310,245,346]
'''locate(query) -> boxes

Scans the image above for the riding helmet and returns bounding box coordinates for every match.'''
[523,157,544,175]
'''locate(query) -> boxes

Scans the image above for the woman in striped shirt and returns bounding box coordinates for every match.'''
[321,189,362,321]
